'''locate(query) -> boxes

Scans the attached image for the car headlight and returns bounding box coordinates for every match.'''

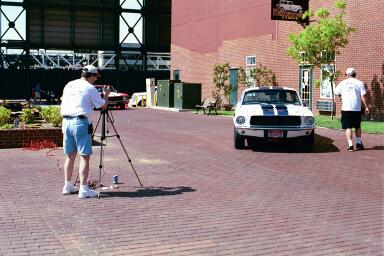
[236,116,245,125]
[305,116,315,126]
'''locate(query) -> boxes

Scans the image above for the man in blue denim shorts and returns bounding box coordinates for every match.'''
[60,65,110,198]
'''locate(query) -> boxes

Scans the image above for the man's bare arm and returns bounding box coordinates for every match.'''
[361,94,369,114]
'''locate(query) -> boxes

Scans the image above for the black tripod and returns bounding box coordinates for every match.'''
[76,109,144,198]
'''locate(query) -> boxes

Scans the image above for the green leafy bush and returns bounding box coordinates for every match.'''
[0,106,11,126]
[40,106,62,127]
[1,123,13,129]
[21,108,35,124]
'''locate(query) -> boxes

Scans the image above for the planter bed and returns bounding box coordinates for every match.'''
[0,127,62,149]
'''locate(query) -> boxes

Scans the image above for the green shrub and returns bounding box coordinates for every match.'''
[0,123,13,129]
[0,106,11,126]
[21,108,35,124]
[40,106,62,127]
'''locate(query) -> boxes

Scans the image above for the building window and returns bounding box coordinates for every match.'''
[320,64,335,99]
[245,56,256,66]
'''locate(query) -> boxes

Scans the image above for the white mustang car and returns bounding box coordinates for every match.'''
[233,87,315,150]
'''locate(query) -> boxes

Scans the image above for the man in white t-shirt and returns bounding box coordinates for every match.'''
[334,68,369,152]
[60,65,110,198]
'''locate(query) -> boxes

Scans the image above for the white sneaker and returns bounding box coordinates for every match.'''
[62,183,78,195]
[78,187,98,199]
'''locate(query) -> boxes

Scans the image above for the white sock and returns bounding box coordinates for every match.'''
[356,137,362,144]
[65,181,72,186]
[348,140,353,147]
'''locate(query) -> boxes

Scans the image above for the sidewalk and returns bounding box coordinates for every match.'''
[0,108,383,255]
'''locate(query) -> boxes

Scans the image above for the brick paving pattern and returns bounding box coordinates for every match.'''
[0,109,383,256]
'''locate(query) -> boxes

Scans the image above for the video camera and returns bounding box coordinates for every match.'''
[94,84,110,99]
[93,85,111,112]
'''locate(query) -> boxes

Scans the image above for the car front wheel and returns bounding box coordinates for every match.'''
[303,131,315,151]
[234,128,245,149]
[138,99,146,107]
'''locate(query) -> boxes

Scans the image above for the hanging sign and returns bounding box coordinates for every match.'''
[271,0,309,21]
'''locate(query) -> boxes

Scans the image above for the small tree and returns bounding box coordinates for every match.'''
[237,66,247,88]
[251,64,278,87]
[212,63,230,107]
[287,0,355,118]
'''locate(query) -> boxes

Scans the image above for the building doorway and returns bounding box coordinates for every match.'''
[299,65,313,110]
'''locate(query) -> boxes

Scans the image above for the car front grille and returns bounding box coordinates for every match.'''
[109,96,123,101]
[250,116,301,126]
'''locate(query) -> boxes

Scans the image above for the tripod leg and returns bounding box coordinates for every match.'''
[73,173,79,187]
[97,111,108,198]
[92,113,102,138]
[107,113,144,187]
[98,138,104,199]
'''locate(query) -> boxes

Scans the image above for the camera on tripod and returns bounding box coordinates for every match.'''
[94,85,110,99]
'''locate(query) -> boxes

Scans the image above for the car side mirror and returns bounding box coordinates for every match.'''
[302,101,307,107]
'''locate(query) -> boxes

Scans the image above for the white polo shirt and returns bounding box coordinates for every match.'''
[334,77,366,111]
[60,78,105,118]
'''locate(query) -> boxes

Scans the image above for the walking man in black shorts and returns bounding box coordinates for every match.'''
[335,68,369,151]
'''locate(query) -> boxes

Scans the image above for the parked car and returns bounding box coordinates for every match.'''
[95,85,129,110]
[128,92,147,108]
[233,87,315,150]
[276,0,303,13]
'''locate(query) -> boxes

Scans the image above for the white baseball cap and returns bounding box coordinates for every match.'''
[346,67,356,75]
[82,65,100,76]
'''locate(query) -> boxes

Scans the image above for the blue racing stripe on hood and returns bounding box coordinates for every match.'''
[261,104,275,115]
[275,104,288,116]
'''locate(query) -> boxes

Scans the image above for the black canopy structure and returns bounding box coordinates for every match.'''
[0,0,171,71]
[0,0,171,99]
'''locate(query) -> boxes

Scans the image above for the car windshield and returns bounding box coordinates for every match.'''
[242,89,301,105]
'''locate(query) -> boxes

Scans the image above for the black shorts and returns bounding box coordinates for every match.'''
[341,111,362,129]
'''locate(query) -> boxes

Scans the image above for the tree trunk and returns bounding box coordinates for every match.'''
[330,78,335,120]
[329,65,336,120]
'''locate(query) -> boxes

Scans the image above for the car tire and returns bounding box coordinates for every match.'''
[303,131,314,151]
[234,128,246,149]
[247,137,264,150]
[120,103,126,110]
[138,99,146,107]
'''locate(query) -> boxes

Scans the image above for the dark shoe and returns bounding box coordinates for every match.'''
[356,143,364,151]
[348,146,354,152]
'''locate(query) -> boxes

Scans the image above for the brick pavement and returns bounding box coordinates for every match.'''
[0,108,383,256]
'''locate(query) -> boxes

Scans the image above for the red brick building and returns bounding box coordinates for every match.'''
[171,0,384,120]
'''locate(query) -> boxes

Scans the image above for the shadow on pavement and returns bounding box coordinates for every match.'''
[100,186,196,198]
[365,145,384,151]
[249,133,339,153]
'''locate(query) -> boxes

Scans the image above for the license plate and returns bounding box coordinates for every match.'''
[268,130,283,138]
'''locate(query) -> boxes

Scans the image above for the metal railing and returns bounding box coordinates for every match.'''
[1,50,170,70]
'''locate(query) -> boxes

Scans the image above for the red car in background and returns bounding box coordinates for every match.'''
[95,85,129,110]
